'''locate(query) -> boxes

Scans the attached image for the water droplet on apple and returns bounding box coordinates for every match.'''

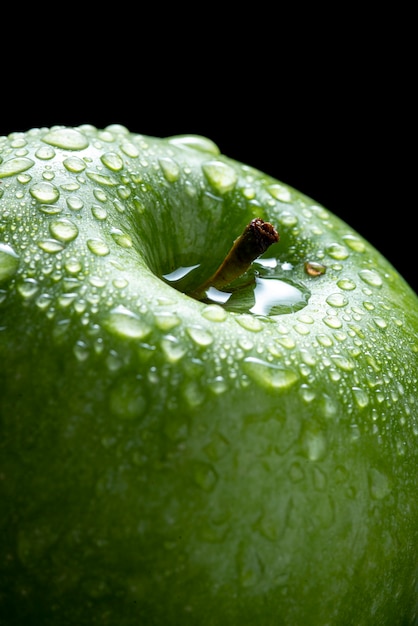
[250,278,309,316]
[110,229,133,248]
[63,156,87,173]
[37,239,65,254]
[104,305,151,339]
[326,293,348,307]
[120,141,140,158]
[64,258,83,274]
[17,278,39,299]
[235,315,263,332]
[0,244,20,282]
[358,269,383,288]
[0,157,35,178]
[373,316,388,329]
[101,152,124,171]
[342,234,366,252]
[337,278,356,290]
[322,315,343,329]
[49,218,79,242]
[74,340,89,361]
[87,171,117,187]
[38,203,62,215]
[35,145,56,160]
[183,380,205,407]
[159,157,180,182]
[87,238,110,256]
[208,376,227,395]
[93,188,108,203]
[267,183,292,202]
[299,384,316,403]
[330,354,355,371]
[30,181,60,204]
[201,160,238,194]
[325,242,349,260]
[66,196,84,211]
[91,205,108,220]
[42,127,89,150]
[304,261,326,277]
[168,134,220,155]
[161,335,187,362]
[154,311,181,331]
[243,357,299,390]
[187,326,214,347]
[279,211,298,227]
[352,386,369,408]
[201,304,227,322]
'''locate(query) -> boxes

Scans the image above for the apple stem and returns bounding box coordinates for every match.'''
[189,217,279,301]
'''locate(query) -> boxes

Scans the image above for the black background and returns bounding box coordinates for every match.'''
[2,15,415,295]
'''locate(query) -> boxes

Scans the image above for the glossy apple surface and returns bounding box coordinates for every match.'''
[0,125,417,625]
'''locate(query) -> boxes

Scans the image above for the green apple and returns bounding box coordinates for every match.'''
[0,124,417,626]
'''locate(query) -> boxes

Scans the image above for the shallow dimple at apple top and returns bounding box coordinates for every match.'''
[0,124,418,625]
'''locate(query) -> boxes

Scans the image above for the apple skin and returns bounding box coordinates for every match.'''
[0,125,417,626]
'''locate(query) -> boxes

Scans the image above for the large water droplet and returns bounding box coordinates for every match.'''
[30,181,60,204]
[101,152,124,171]
[330,354,355,371]
[243,357,299,390]
[66,196,84,211]
[49,218,79,242]
[326,293,348,307]
[202,160,238,194]
[161,335,187,362]
[337,278,356,290]
[17,278,39,299]
[342,234,366,252]
[86,171,117,187]
[110,228,132,248]
[187,326,214,347]
[352,386,369,408]
[35,145,56,160]
[63,156,87,173]
[154,311,181,331]
[87,238,110,256]
[104,305,151,339]
[267,183,292,202]
[42,127,89,150]
[235,315,263,332]
[358,269,383,288]
[201,304,227,322]
[325,243,349,260]
[0,157,35,178]
[159,157,180,182]
[91,205,108,220]
[0,244,20,282]
[168,135,220,155]
[250,277,309,316]
[37,239,65,254]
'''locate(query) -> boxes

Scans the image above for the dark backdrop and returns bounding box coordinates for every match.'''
[1,28,414,295]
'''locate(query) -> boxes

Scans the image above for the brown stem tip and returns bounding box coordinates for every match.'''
[190,218,279,301]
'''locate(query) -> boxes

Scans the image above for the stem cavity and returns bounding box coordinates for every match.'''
[190,218,279,301]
